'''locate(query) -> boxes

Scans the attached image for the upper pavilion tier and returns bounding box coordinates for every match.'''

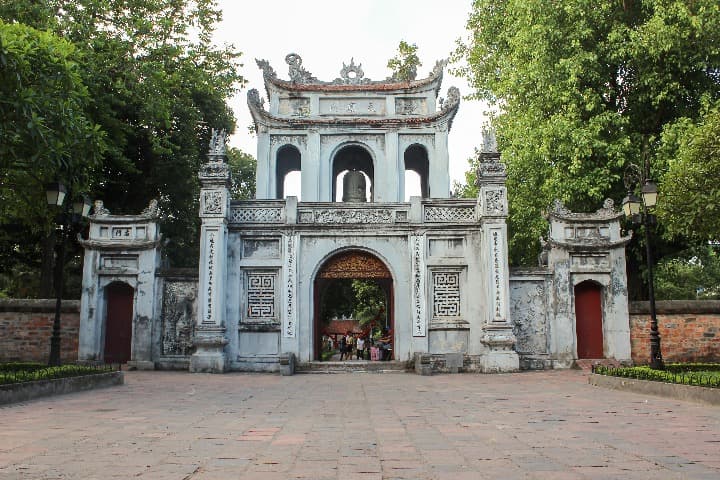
[248,53,459,131]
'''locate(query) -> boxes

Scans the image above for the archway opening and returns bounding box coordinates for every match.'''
[276,145,301,199]
[575,281,604,359]
[104,282,134,363]
[332,145,374,202]
[314,251,393,361]
[404,144,429,199]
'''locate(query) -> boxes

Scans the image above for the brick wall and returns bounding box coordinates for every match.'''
[630,301,720,364]
[0,299,80,363]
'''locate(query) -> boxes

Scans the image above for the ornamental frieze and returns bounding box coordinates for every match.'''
[298,208,394,224]
[270,134,307,148]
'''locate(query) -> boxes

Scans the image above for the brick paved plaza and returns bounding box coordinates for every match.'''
[2,370,719,479]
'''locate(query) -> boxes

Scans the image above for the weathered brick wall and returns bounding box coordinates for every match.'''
[0,299,80,363]
[630,301,720,364]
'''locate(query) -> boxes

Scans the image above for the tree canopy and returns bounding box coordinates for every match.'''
[387,40,421,81]
[455,0,720,266]
[0,0,253,297]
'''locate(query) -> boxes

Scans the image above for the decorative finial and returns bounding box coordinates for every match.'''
[93,200,110,216]
[142,199,159,217]
[208,128,227,157]
[481,126,498,153]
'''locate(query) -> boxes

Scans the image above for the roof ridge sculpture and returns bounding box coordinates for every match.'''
[255,53,447,92]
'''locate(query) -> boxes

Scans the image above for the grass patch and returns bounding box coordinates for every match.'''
[0,364,116,386]
[593,363,720,388]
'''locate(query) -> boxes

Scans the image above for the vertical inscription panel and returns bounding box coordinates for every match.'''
[202,230,217,324]
[283,235,298,338]
[490,228,507,322]
[410,235,427,337]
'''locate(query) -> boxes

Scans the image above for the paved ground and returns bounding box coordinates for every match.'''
[2,370,719,480]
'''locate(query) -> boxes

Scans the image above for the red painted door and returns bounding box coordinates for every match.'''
[575,282,604,358]
[104,283,134,363]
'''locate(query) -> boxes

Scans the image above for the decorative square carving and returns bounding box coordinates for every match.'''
[432,271,461,318]
[246,272,277,321]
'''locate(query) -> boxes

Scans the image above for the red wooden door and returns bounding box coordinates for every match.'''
[575,282,604,358]
[104,283,134,363]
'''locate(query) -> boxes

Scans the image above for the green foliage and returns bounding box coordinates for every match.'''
[351,280,386,325]
[387,40,421,81]
[0,363,115,385]
[227,147,256,200]
[455,1,720,265]
[654,245,720,299]
[318,279,387,326]
[657,101,720,241]
[0,0,250,295]
[593,364,720,388]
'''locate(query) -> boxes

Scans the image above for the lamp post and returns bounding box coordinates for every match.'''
[622,166,664,370]
[45,182,91,366]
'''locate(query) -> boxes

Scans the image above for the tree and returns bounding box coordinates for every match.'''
[227,147,256,200]
[657,101,720,242]
[0,19,104,297]
[655,245,720,300]
[387,40,421,81]
[0,1,248,295]
[455,1,720,266]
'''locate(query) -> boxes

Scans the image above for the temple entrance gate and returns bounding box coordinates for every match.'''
[313,250,393,361]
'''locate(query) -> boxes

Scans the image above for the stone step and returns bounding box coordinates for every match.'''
[296,360,410,374]
[574,358,623,371]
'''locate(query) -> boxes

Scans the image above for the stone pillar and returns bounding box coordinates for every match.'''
[190,130,231,373]
[477,129,519,372]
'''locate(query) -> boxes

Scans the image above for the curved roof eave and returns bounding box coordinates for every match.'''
[247,87,460,132]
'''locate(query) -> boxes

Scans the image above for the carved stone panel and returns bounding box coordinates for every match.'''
[319,98,385,116]
[510,281,547,355]
[270,134,307,148]
[278,98,310,116]
[424,206,476,223]
[245,271,277,321]
[432,271,461,318]
[230,207,283,224]
[161,281,198,356]
[298,208,394,224]
[202,190,224,215]
[395,97,427,115]
[100,255,138,270]
[483,188,507,216]
[318,251,391,279]
[242,238,281,259]
[202,230,218,324]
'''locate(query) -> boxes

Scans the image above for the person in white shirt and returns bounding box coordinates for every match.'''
[356,335,365,360]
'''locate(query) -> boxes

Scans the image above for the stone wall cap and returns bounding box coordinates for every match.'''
[630,300,720,314]
[0,299,80,313]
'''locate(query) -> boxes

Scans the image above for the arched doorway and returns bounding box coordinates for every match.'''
[314,250,393,361]
[575,281,604,358]
[104,282,134,363]
[332,145,374,202]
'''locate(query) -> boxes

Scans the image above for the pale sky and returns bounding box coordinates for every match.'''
[214,0,487,191]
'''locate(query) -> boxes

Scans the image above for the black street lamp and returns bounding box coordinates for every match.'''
[622,166,664,370]
[45,182,91,366]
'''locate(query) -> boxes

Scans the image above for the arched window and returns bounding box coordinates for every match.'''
[404,144,429,199]
[332,145,374,202]
[276,145,301,199]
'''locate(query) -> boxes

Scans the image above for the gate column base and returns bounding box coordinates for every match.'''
[126,360,155,371]
[480,326,519,373]
[190,326,228,373]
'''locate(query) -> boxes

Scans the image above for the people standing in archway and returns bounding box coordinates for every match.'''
[356,335,365,360]
[339,334,348,360]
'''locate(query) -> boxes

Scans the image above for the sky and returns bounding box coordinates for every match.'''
[213,0,488,189]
